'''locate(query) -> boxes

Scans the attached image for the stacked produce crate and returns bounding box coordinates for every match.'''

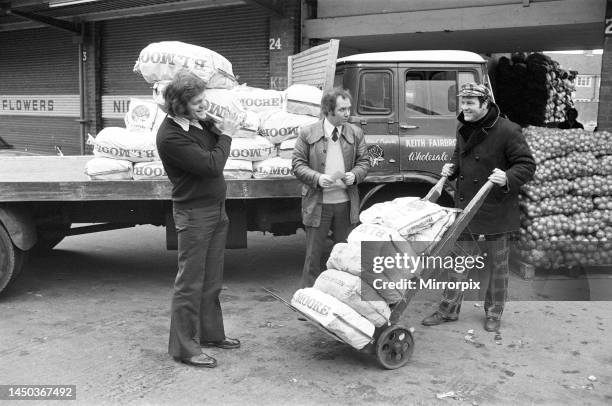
[516,127,612,272]
[495,52,577,127]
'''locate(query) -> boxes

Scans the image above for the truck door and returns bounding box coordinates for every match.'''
[399,67,478,174]
[348,68,400,175]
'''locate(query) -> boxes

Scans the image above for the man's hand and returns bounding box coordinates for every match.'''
[343,172,356,185]
[318,174,335,188]
[489,168,507,186]
[441,163,455,177]
[215,112,242,136]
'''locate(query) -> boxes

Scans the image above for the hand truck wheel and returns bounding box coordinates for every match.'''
[375,324,414,370]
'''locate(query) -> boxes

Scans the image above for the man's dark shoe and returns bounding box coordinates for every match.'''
[421,311,458,326]
[484,317,500,332]
[201,337,241,349]
[176,353,217,368]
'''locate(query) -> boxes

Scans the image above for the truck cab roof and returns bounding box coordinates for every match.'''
[337,50,486,64]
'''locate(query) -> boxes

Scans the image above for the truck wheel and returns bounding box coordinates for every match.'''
[0,224,26,294]
[34,223,71,252]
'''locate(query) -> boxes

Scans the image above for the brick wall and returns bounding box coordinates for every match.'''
[268,0,301,90]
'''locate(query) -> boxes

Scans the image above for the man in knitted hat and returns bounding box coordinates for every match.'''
[421,82,536,332]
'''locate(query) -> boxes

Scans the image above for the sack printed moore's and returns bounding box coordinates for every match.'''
[258,109,318,145]
[88,127,158,163]
[133,41,237,89]
[291,288,375,350]
[229,136,275,161]
[133,161,167,180]
[230,85,286,113]
[252,157,293,178]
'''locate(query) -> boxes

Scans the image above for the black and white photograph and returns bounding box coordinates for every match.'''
[0,1,610,405]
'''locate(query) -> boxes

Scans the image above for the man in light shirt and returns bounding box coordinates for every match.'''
[292,87,370,289]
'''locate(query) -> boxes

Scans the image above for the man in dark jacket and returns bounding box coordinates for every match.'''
[422,83,536,332]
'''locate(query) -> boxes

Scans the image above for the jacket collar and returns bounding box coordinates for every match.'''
[305,119,355,145]
[171,116,203,132]
[457,102,500,130]
[457,102,501,156]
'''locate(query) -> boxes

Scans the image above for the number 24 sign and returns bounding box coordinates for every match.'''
[606,18,612,36]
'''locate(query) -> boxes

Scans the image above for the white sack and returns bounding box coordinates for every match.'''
[359,197,419,225]
[405,209,458,242]
[291,288,375,350]
[252,157,293,178]
[230,85,286,113]
[285,84,322,117]
[229,136,275,161]
[326,241,362,276]
[124,98,167,135]
[133,161,167,180]
[313,270,390,327]
[133,41,236,89]
[278,138,297,159]
[258,109,318,144]
[359,197,447,238]
[88,127,158,162]
[347,223,405,243]
[85,157,133,180]
[223,159,253,179]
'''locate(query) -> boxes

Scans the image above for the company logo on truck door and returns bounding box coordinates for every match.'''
[366,144,385,167]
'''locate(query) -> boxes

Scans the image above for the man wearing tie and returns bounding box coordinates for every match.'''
[292,87,370,289]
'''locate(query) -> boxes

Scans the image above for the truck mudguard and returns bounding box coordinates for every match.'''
[0,204,37,250]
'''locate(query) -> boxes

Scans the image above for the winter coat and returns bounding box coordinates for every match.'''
[449,103,536,234]
[292,120,370,227]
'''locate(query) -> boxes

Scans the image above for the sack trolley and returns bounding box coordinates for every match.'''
[267,176,494,369]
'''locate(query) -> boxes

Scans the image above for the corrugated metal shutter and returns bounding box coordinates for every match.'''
[101,4,270,128]
[0,28,80,154]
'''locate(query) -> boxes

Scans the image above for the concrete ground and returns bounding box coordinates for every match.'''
[0,225,610,406]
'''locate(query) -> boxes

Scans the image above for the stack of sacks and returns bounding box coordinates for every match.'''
[254,84,321,168]
[292,195,460,347]
[226,136,275,179]
[86,126,160,180]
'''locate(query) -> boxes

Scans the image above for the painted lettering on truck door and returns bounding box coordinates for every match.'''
[399,67,478,174]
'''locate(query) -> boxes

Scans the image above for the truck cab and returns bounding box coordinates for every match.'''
[333,50,492,206]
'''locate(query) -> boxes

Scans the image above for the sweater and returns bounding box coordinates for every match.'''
[156,117,232,209]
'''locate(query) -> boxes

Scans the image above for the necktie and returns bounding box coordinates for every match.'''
[332,127,339,142]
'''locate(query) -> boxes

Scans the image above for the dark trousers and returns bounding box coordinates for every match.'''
[168,202,229,359]
[300,202,353,288]
[437,233,510,321]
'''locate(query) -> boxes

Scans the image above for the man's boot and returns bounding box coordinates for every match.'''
[421,311,458,326]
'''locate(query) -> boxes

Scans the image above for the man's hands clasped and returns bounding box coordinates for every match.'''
[318,171,356,188]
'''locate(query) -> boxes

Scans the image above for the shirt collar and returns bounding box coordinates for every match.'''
[172,116,203,132]
[323,118,342,139]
